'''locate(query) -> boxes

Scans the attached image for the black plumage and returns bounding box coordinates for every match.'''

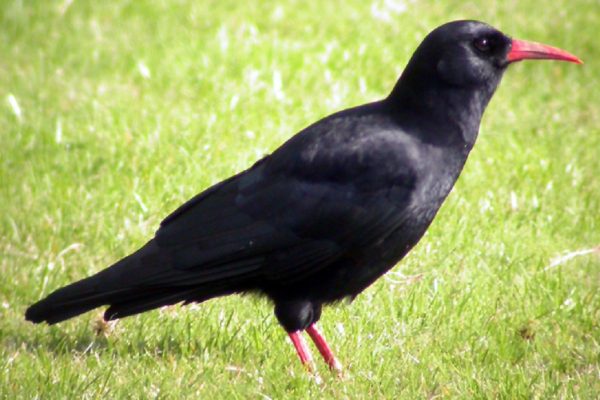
[25,20,581,372]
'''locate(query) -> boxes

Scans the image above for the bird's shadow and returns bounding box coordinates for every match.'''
[17,313,270,360]
[20,329,213,358]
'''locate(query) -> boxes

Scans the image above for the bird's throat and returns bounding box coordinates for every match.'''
[388,82,493,149]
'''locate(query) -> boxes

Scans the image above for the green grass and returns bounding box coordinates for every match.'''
[1,0,599,398]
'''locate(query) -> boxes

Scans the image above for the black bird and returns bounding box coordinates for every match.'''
[26,21,581,373]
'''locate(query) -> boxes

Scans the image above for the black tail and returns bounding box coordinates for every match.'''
[25,240,221,324]
[25,278,127,324]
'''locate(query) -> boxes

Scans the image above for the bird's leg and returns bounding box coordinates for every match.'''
[288,331,316,372]
[306,323,343,374]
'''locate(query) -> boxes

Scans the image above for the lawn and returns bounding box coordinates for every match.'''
[1,0,599,398]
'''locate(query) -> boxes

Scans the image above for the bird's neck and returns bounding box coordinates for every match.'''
[387,75,497,150]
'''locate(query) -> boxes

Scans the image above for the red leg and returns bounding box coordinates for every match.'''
[306,323,342,373]
[288,331,315,371]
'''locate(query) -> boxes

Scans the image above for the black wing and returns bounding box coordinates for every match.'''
[153,110,417,288]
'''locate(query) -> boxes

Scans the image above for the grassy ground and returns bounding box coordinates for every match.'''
[1,0,599,398]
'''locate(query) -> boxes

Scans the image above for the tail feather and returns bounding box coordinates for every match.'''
[25,284,127,325]
[104,282,239,321]
[25,240,217,324]
[25,255,146,325]
[104,288,198,321]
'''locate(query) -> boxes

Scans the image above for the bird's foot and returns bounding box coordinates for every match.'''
[288,331,316,370]
[288,325,345,380]
[306,323,344,377]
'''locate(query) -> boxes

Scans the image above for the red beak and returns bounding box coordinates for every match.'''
[507,39,583,64]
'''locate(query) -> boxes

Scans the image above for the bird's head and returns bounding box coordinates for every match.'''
[403,20,582,89]
[390,20,581,144]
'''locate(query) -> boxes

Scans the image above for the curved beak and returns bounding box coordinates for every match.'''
[507,39,583,64]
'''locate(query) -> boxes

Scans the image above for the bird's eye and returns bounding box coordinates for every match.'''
[473,37,491,53]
